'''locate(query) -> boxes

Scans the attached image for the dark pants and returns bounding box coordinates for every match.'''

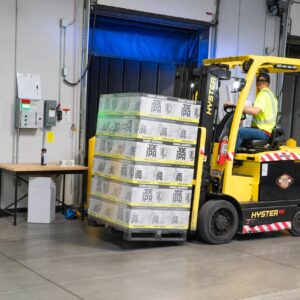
[235,127,270,152]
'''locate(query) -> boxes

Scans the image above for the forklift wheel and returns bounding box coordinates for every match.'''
[198,200,238,245]
[290,211,300,237]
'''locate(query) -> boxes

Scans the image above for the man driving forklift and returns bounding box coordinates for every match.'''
[174,55,300,245]
[235,72,278,151]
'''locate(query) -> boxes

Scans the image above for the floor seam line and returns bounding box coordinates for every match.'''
[57,252,252,285]
[237,286,300,300]
[0,250,84,300]
[225,245,300,272]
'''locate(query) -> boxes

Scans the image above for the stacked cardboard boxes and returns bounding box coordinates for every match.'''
[89,93,200,238]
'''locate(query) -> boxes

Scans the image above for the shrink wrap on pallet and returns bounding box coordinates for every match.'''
[90,176,192,208]
[98,93,200,124]
[94,137,196,166]
[93,156,194,186]
[96,116,198,144]
[89,196,190,230]
[89,93,200,238]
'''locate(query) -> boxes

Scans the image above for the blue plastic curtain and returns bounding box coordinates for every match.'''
[89,17,208,66]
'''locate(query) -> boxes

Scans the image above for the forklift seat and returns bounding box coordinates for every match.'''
[241,128,286,151]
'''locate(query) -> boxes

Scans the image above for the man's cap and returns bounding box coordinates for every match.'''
[256,73,270,83]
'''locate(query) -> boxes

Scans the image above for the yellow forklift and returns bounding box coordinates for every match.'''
[176,55,300,244]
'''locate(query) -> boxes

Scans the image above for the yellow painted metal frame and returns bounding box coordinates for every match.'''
[87,137,96,208]
[204,55,300,73]
[190,127,206,231]
[203,55,300,197]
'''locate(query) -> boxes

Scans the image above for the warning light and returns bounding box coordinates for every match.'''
[274,64,297,70]
[21,103,31,110]
[21,99,31,104]
[20,99,31,110]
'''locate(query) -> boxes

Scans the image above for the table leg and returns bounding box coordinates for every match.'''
[14,175,18,225]
[62,174,66,214]
[81,170,87,220]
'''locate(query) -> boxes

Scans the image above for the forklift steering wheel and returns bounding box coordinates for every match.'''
[224,104,236,114]
[223,104,246,120]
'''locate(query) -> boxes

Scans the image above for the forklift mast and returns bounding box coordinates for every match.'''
[174,65,231,193]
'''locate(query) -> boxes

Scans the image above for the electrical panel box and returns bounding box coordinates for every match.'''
[44,100,57,127]
[15,98,44,129]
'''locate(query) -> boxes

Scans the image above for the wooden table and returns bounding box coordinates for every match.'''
[0,164,88,225]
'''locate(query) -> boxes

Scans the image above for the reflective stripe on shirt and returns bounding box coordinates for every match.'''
[252,89,277,125]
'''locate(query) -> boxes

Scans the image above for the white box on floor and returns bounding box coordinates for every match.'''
[28,177,56,223]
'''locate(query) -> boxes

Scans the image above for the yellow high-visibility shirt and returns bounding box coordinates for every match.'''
[251,87,278,134]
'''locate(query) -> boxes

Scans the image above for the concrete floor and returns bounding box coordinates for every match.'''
[1,215,300,300]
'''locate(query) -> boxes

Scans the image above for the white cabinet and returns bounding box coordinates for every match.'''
[28,177,56,223]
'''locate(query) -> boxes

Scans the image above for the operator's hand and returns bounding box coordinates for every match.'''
[224,100,232,106]
[223,101,236,114]
[223,101,235,108]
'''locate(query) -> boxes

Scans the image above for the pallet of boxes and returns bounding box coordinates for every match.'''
[88,93,200,241]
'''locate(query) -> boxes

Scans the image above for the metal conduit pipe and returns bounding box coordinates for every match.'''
[79,0,91,166]
[13,0,19,163]
[277,0,293,111]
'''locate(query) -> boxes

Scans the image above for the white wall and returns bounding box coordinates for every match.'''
[0,0,84,208]
[216,0,280,58]
[16,0,83,163]
[215,0,281,119]
[0,1,16,163]
[290,2,300,36]
[97,0,217,23]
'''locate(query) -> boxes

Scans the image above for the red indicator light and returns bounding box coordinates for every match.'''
[21,99,31,104]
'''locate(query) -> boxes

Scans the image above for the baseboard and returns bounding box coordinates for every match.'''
[0,206,63,217]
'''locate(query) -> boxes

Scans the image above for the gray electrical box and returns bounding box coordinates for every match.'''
[15,99,44,129]
[44,100,57,127]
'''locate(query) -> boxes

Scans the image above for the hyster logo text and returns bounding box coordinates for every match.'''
[251,210,279,218]
[206,77,216,115]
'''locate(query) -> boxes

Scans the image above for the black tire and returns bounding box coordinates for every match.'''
[87,219,98,227]
[87,218,105,227]
[290,211,300,236]
[197,200,238,245]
